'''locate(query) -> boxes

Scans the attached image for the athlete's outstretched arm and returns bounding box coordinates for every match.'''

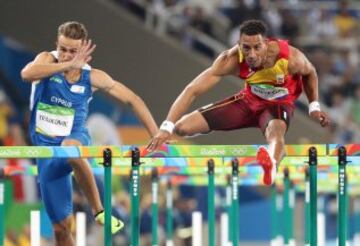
[165,48,239,124]
[147,47,239,151]
[21,40,95,82]
[288,46,330,127]
[21,52,62,82]
[91,69,158,137]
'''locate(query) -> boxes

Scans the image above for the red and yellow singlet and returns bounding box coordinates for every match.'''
[238,39,303,104]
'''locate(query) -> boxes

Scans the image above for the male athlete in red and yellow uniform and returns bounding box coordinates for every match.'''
[147,19,330,185]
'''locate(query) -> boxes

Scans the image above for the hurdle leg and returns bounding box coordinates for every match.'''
[276,188,284,245]
[151,168,159,246]
[338,146,347,246]
[289,182,295,246]
[304,167,310,246]
[192,211,202,246]
[207,159,215,246]
[76,212,86,246]
[166,180,173,246]
[318,196,325,246]
[103,148,112,246]
[309,147,318,246]
[283,168,295,246]
[0,180,4,246]
[231,159,239,245]
[30,210,40,246]
[131,148,141,246]
[226,176,231,245]
[271,184,279,246]
[220,212,229,246]
[353,197,360,246]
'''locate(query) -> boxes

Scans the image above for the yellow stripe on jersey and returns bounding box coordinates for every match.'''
[246,58,289,85]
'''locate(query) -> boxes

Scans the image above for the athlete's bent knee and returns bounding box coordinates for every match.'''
[266,128,285,142]
[174,121,197,137]
[174,121,190,137]
[61,139,84,166]
[62,139,81,147]
[67,157,82,167]
[265,121,286,142]
[53,219,72,241]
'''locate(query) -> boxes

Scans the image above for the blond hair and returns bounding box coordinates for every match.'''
[58,21,88,40]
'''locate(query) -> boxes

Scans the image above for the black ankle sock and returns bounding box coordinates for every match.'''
[94,210,104,218]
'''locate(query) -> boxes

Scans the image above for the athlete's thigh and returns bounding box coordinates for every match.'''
[63,131,91,146]
[258,103,295,133]
[198,93,256,131]
[62,131,91,163]
[175,110,211,136]
[37,158,73,223]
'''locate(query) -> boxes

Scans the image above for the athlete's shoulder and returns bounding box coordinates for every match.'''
[34,51,57,63]
[213,46,239,76]
[90,68,109,78]
[214,46,239,67]
[287,46,313,74]
[267,40,280,57]
[90,68,114,88]
[288,46,306,63]
[218,46,238,61]
[288,45,302,56]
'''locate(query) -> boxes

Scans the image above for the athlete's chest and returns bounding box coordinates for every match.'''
[42,74,91,107]
[239,58,289,85]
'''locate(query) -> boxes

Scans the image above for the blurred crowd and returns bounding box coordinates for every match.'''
[118,0,360,144]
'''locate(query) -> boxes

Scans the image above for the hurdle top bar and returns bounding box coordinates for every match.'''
[0,146,122,158]
[0,144,358,159]
[0,144,334,158]
[124,144,328,158]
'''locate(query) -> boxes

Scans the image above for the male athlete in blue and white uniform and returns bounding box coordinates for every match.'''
[21,21,158,246]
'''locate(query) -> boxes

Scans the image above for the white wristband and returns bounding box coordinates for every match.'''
[309,101,321,114]
[160,120,175,134]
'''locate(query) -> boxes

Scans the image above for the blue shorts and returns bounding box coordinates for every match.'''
[34,131,91,223]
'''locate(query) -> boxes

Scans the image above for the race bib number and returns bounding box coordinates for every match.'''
[250,84,289,100]
[35,102,75,137]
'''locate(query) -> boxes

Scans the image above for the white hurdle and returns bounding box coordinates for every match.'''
[318,196,326,246]
[76,212,86,246]
[30,210,86,245]
[30,210,40,246]
[220,212,230,246]
[192,211,202,246]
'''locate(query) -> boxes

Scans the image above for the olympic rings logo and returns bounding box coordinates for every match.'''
[25,149,41,157]
[199,147,248,156]
[230,147,248,156]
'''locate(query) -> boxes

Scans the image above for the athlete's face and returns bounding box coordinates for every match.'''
[56,35,83,63]
[239,34,268,69]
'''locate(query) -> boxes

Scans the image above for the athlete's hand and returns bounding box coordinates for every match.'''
[147,130,171,152]
[310,111,330,127]
[70,40,96,69]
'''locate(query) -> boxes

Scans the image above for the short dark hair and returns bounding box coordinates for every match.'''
[239,19,268,36]
[58,21,88,40]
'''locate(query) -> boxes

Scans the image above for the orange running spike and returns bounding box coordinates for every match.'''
[256,146,276,186]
